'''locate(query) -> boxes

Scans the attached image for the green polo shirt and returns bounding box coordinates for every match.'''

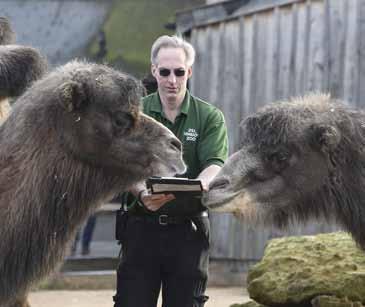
[143,91,228,179]
[124,90,228,214]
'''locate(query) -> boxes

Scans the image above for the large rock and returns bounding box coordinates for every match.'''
[311,295,365,307]
[247,232,365,306]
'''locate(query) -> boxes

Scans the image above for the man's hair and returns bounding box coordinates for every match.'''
[151,35,195,67]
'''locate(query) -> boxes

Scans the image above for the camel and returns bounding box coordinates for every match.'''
[0,17,15,45]
[0,60,186,307]
[0,16,47,123]
[0,17,49,307]
[204,93,365,250]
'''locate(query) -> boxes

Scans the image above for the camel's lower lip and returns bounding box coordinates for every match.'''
[202,190,238,208]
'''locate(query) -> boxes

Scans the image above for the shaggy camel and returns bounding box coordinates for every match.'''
[0,17,49,307]
[204,94,365,249]
[0,16,47,123]
[0,60,186,307]
[0,17,15,45]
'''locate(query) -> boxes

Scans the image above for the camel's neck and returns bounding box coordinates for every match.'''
[0,141,124,303]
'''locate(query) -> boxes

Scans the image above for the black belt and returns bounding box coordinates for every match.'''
[130,211,208,226]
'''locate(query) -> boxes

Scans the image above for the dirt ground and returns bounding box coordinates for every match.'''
[29,287,250,307]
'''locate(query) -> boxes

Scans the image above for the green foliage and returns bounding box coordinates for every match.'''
[89,0,203,77]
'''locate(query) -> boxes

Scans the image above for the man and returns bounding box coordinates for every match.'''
[114,35,228,307]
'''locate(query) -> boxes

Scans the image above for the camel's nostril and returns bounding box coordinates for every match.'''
[209,177,230,190]
[170,138,182,152]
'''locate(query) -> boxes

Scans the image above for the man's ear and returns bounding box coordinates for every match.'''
[58,81,88,112]
[187,66,192,79]
[309,124,341,152]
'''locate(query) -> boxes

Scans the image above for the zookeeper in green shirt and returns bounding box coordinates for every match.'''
[113,35,228,307]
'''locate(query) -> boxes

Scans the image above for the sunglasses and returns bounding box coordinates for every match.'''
[158,68,186,77]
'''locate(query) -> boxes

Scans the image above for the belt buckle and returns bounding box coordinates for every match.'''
[159,215,168,226]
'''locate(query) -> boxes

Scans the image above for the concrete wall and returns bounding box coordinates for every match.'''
[0,0,112,66]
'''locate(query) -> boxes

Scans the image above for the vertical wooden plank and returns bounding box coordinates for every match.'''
[263,9,277,104]
[189,29,201,97]
[215,22,227,112]
[288,3,298,97]
[249,14,259,112]
[357,0,365,108]
[328,0,347,100]
[273,6,281,101]
[220,20,241,152]
[322,0,331,93]
[202,27,213,102]
[306,0,326,93]
[210,212,232,258]
[238,15,245,144]
[203,27,214,102]
[191,27,209,101]
[314,1,327,92]
[206,24,221,106]
[189,29,198,96]
[343,0,360,107]
[254,11,269,109]
[294,1,309,96]
[242,14,254,117]
[277,4,294,100]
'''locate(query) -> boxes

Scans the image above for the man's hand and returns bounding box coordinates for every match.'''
[140,190,175,211]
[198,164,222,191]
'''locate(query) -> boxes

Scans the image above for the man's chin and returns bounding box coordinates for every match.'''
[166,92,178,98]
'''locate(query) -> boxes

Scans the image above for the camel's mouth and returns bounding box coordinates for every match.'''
[203,176,237,208]
[209,176,230,191]
[152,153,186,177]
[202,188,240,209]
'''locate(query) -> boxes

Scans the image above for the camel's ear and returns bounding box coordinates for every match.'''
[309,124,341,152]
[58,81,88,112]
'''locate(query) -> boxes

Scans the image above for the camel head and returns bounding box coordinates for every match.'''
[0,60,186,306]
[8,60,186,182]
[0,45,48,98]
[0,16,15,45]
[204,93,365,249]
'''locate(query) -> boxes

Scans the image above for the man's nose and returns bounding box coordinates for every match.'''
[167,73,177,83]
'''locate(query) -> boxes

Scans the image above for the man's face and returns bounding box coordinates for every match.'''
[151,47,192,107]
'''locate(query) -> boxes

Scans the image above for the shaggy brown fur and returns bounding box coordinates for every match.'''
[204,94,365,249]
[0,17,48,307]
[0,16,47,127]
[0,45,48,98]
[0,17,15,45]
[0,60,185,306]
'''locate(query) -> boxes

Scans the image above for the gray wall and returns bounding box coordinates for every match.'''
[188,0,357,263]
[0,0,112,66]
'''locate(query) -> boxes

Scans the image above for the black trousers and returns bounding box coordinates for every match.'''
[113,215,210,307]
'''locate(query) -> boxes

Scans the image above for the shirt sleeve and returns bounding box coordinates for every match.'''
[198,108,229,170]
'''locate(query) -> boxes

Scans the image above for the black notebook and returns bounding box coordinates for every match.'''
[146,177,203,197]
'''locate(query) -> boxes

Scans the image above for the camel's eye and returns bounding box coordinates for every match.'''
[113,111,134,134]
[266,150,291,173]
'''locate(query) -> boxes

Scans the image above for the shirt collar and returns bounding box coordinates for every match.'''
[150,91,191,116]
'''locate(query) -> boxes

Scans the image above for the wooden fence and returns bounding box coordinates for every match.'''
[177,0,360,268]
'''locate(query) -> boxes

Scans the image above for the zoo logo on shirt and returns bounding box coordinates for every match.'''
[184,128,198,142]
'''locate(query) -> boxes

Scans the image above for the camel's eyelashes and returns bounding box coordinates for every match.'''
[113,111,134,133]
[266,150,291,173]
